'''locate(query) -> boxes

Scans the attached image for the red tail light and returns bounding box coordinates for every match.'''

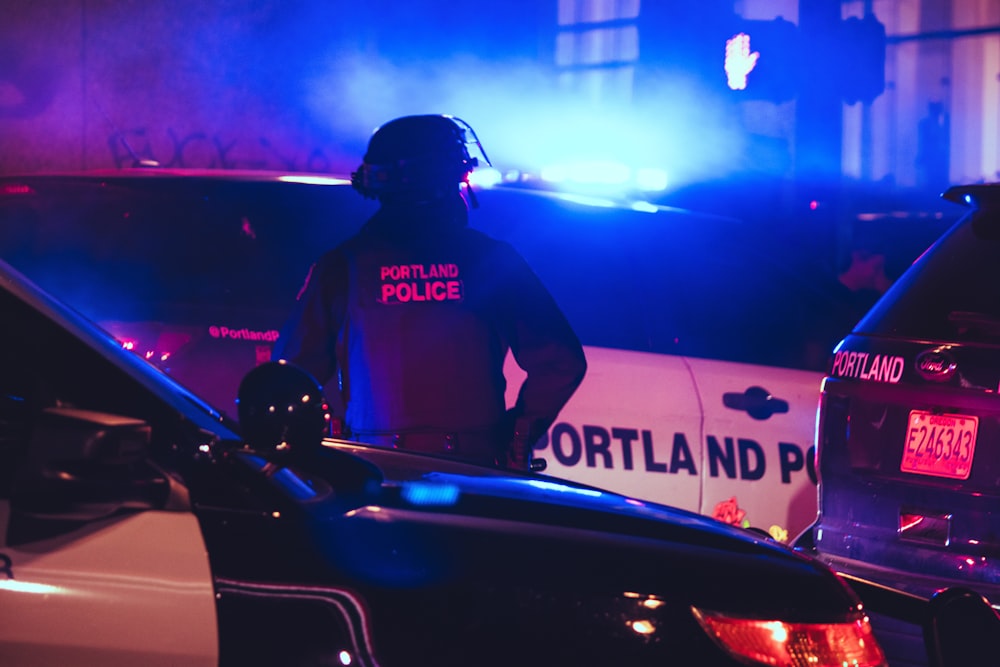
[0,183,35,196]
[692,608,886,667]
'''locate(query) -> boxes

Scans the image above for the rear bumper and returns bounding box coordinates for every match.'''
[810,551,1000,610]
[812,556,1000,667]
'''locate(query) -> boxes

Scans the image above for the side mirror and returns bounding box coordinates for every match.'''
[11,406,169,523]
[924,587,1000,667]
[236,361,331,465]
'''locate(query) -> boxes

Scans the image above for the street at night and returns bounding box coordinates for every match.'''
[2,2,1000,665]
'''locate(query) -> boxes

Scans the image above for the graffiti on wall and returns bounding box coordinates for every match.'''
[107,128,348,173]
[0,48,58,119]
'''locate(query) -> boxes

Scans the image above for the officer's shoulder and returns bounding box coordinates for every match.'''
[462,227,517,251]
[309,242,354,273]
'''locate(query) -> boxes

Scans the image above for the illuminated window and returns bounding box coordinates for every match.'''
[555,0,640,103]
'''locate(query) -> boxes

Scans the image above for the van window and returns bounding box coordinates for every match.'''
[0,180,375,322]
[471,188,814,369]
[859,213,1000,342]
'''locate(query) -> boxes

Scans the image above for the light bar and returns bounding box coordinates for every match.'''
[277,175,351,186]
[468,167,502,188]
[536,161,669,194]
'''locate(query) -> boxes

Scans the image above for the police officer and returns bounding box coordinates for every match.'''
[272,115,586,470]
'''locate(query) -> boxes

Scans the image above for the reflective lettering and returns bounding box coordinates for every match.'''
[380,263,464,304]
[584,425,612,468]
[642,430,668,473]
[380,263,460,280]
[670,433,697,475]
[428,263,458,278]
[887,357,904,382]
[708,437,765,479]
[806,445,817,483]
[779,442,803,484]
[832,350,905,383]
[611,427,638,470]
[536,423,815,485]
[209,325,280,342]
[579,426,667,471]
[551,423,582,466]
[846,352,861,376]
[708,436,737,479]
[876,355,891,380]
[379,280,464,304]
[862,354,881,380]
[738,438,766,481]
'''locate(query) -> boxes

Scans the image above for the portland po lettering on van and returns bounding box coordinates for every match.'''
[380,263,463,304]
[535,423,817,485]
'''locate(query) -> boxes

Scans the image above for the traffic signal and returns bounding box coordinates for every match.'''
[723,14,887,104]
[838,15,887,104]
[724,17,800,102]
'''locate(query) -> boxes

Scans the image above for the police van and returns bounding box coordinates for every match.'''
[0,168,894,541]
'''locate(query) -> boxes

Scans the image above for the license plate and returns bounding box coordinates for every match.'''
[901,410,977,480]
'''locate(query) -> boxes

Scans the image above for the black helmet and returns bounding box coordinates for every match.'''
[236,360,331,462]
[351,115,490,202]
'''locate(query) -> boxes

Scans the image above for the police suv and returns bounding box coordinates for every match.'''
[0,168,937,542]
[795,184,1000,666]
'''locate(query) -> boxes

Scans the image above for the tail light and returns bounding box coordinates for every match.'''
[692,608,886,667]
[0,183,35,196]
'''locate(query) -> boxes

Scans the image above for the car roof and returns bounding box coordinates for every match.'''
[0,167,743,222]
[943,183,1000,209]
[0,167,354,184]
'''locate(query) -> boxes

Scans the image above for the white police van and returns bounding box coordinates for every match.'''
[0,169,888,541]
[478,184,831,541]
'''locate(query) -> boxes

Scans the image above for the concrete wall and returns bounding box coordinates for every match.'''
[2,2,349,173]
[0,0,553,175]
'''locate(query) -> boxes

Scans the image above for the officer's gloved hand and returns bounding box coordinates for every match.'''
[504,438,530,472]
[498,415,545,472]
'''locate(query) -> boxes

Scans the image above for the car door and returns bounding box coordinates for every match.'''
[688,356,822,541]
[0,277,218,667]
[490,189,824,538]
[0,502,218,666]
[506,346,706,515]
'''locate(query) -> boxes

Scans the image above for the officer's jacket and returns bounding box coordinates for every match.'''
[274,198,587,456]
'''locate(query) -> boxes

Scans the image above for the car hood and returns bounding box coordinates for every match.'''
[0,243,861,628]
[233,442,862,623]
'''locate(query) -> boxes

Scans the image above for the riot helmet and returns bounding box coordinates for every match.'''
[351,115,491,204]
[236,360,331,462]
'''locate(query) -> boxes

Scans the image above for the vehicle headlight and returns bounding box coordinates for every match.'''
[691,608,886,667]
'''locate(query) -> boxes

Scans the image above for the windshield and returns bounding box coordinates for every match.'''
[0,258,241,439]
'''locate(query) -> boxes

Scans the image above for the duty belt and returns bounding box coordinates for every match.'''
[354,430,501,465]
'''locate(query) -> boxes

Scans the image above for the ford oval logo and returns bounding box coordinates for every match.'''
[915,349,957,382]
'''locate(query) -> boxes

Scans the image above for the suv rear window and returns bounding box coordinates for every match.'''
[858,211,1000,342]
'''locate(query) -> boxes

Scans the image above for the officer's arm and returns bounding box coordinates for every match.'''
[271,254,348,387]
[501,248,587,446]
